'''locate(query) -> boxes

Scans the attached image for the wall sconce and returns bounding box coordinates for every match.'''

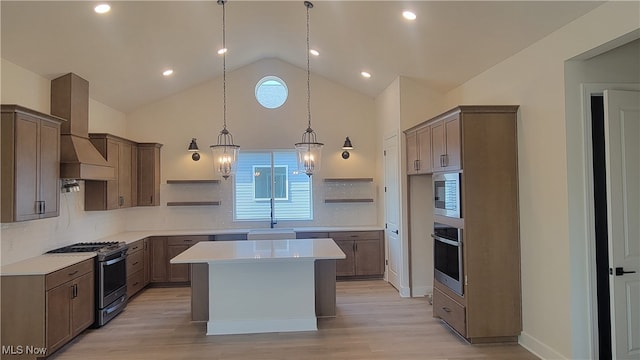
[341,136,353,159]
[188,138,200,161]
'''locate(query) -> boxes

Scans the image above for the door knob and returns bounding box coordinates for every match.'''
[610,267,637,276]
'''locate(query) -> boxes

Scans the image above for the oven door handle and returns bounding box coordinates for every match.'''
[431,234,461,247]
[103,255,126,266]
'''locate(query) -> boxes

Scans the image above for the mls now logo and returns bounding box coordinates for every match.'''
[2,345,47,356]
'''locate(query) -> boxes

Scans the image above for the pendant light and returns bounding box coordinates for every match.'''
[210,0,239,179]
[294,1,323,177]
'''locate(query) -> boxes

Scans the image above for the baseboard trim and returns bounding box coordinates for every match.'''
[519,331,569,360]
[411,285,433,297]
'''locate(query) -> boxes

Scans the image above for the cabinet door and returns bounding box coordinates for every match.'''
[150,237,168,282]
[431,121,446,172]
[118,141,133,208]
[46,283,72,351]
[417,126,432,174]
[106,139,120,209]
[14,113,40,221]
[167,244,191,282]
[71,272,94,335]
[143,239,150,285]
[443,116,461,170]
[39,119,61,219]
[354,239,383,276]
[137,144,161,206]
[334,239,355,276]
[406,131,418,175]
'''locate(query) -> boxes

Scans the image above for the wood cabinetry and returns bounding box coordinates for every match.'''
[329,231,384,278]
[85,134,137,210]
[126,238,150,298]
[149,236,212,284]
[1,259,94,358]
[137,143,162,206]
[427,105,521,343]
[406,125,432,175]
[1,105,64,222]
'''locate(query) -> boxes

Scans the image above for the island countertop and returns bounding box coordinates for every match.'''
[170,238,345,264]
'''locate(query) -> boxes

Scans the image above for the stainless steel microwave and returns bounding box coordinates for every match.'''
[433,172,461,218]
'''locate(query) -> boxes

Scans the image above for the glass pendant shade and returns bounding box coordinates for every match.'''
[295,128,323,177]
[210,129,239,179]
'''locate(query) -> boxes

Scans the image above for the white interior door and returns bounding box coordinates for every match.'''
[384,135,401,290]
[604,89,640,360]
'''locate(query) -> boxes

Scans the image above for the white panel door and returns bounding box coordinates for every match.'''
[384,134,401,290]
[604,89,640,360]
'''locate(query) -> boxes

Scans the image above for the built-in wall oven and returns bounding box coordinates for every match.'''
[432,222,463,296]
[433,172,461,218]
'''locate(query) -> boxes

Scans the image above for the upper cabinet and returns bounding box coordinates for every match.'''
[85,134,137,210]
[406,125,433,175]
[1,105,65,222]
[405,106,515,175]
[137,143,162,206]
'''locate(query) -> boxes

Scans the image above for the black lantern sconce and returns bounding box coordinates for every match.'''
[188,138,200,161]
[341,136,353,159]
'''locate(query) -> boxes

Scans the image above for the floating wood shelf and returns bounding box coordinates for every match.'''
[323,178,373,182]
[166,201,221,206]
[324,199,374,203]
[166,180,220,184]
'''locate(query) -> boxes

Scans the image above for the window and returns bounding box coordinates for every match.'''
[235,151,312,221]
[255,76,288,109]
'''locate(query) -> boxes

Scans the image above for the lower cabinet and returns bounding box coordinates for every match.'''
[126,238,150,298]
[149,236,212,284]
[328,231,384,278]
[1,258,94,359]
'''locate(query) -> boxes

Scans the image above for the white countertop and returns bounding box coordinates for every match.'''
[1,253,96,276]
[170,238,346,264]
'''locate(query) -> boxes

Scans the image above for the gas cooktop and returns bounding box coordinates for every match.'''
[47,242,128,258]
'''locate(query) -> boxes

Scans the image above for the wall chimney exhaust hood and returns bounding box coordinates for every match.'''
[51,73,114,180]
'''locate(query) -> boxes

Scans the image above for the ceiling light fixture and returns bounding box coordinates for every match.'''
[162,69,174,76]
[94,4,111,14]
[310,49,319,56]
[217,48,227,55]
[295,1,323,177]
[361,71,371,78]
[402,10,416,20]
[210,0,239,180]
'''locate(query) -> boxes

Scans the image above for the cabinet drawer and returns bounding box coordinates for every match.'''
[296,232,329,239]
[127,270,145,298]
[433,288,466,337]
[127,250,143,275]
[329,231,380,241]
[167,235,210,246]
[46,259,94,290]
[128,239,144,253]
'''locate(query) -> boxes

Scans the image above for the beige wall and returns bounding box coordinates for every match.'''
[0,59,127,265]
[444,2,639,359]
[124,58,379,231]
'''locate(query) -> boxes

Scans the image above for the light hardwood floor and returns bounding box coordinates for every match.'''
[49,280,538,360]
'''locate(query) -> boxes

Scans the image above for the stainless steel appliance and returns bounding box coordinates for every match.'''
[432,222,463,295]
[47,242,128,326]
[433,172,461,218]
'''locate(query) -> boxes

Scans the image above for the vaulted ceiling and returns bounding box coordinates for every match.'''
[1,1,604,113]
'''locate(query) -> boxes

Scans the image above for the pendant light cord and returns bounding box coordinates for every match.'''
[305,1,312,130]
[221,0,227,131]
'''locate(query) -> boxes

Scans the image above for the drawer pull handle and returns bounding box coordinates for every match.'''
[442,307,452,313]
[68,270,79,276]
[133,262,139,266]
[133,282,139,286]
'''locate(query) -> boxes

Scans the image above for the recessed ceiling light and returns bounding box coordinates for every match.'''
[402,10,416,21]
[162,69,174,77]
[310,49,319,56]
[94,4,111,14]
[361,71,371,78]
[217,48,227,55]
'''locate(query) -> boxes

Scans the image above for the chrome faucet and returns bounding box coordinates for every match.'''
[270,198,277,228]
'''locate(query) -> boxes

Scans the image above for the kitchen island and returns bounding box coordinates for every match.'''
[170,238,345,335]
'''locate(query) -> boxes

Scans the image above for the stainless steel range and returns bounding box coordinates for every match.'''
[48,241,128,327]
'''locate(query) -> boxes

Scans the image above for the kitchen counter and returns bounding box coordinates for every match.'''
[171,239,345,335]
[0,253,96,276]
